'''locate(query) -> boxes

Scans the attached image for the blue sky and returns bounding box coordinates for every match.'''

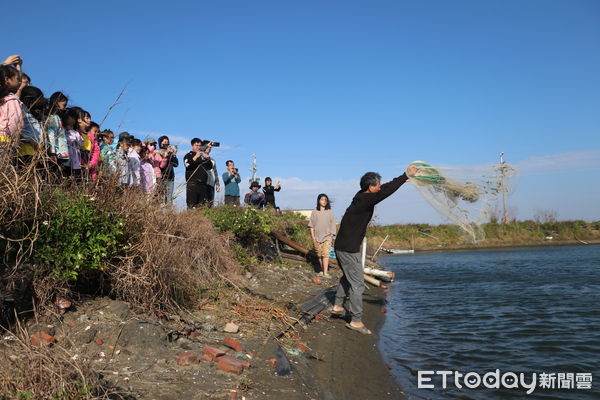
[6,0,599,224]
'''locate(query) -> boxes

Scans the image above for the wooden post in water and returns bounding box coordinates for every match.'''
[361,237,367,269]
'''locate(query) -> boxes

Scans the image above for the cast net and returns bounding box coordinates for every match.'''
[407,160,517,243]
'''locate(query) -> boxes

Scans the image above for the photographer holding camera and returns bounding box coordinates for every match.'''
[158,135,179,204]
[222,160,241,205]
[184,137,213,208]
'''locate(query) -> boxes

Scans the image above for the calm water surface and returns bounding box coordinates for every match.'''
[378,245,600,400]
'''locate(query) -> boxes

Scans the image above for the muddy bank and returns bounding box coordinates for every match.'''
[1,259,404,399]
[242,283,405,400]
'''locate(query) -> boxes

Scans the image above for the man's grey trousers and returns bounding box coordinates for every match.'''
[334,250,364,323]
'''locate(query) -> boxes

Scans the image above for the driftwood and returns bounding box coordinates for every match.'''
[271,230,340,268]
[272,230,394,287]
[363,274,383,287]
[363,267,394,281]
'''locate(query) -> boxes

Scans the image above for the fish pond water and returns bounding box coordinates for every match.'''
[378,245,600,400]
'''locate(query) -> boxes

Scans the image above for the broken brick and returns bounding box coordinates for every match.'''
[217,356,244,375]
[313,278,321,285]
[297,343,309,353]
[95,338,104,345]
[203,345,226,360]
[30,331,55,347]
[380,307,387,314]
[201,354,214,362]
[223,337,243,352]
[175,352,199,366]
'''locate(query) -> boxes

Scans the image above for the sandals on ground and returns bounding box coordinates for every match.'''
[345,323,372,335]
[328,307,345,317]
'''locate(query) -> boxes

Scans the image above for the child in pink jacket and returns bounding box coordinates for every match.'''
[144,137,167,179]
[0,65,24,146]
[139,146,156,195]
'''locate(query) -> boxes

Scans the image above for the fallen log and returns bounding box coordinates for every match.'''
[363,267,394,282]
[272,230,310,255]
[271,230,340,268]
[363,274,383,287]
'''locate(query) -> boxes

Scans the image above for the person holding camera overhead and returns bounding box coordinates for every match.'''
[184,137,214,208]
[222,160,242,205]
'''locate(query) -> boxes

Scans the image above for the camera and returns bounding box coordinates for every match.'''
[200,140,220,147]
[233,168,238,174]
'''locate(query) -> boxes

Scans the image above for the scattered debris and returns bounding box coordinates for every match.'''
[224,337,243,352]
[223,322,239,333]
[30,331,55,347]
[176,352,199,366]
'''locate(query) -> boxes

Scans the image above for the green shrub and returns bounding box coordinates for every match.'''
[272,211,311,249]
[33,192,124,282]
[202,206,313,262]
[203,205,273,248]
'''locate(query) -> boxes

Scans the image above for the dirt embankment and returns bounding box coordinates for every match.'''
[1,258,403,400]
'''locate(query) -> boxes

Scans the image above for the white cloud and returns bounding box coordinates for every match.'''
[136,131,191,146]
[516,149,600,174]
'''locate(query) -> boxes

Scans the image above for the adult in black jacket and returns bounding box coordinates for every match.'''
[184,138,213,208]
[331,166,416,335]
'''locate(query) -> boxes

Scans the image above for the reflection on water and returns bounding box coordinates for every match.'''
[378,245,600,400]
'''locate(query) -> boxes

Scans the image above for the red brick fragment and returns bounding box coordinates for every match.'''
[203,345,226,359]
[238,358,251,369]
[297,343,309,353]
[176,352,199,366]
[95,338,104,345]
[201,354,214,362]
[189,330,201,338]
[230,391,238,399]
[30,331,55,347]
[217,356,244,374]
[313,278,321,285]
[380,307,387,314]
[223,337,243,352]
[266,358,277,367]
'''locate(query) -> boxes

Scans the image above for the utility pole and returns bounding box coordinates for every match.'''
[499,152,508,224]
[249,154,260,185]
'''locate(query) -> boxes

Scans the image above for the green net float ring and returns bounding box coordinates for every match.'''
[408,161,445,184]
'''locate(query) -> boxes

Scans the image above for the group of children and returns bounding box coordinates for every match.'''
[0,55,178,201]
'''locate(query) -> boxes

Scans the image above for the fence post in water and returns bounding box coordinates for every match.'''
[361,237,367,269]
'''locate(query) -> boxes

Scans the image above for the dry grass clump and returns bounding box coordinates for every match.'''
[1,153,244,316]
[101,185,244,310]
[0,322,122,399]
[0,152,46,264]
